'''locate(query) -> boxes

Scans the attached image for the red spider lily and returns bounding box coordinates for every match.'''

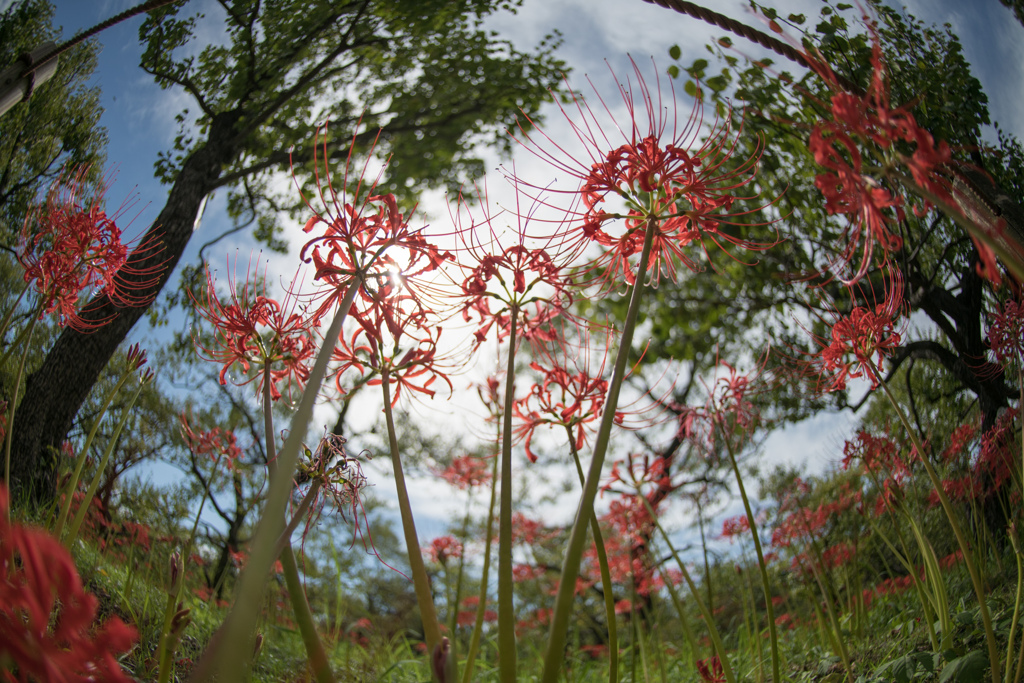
[989,299,1024,368]
[696,656,726,683]
[446,188,579,349]
[457,595,497,626]
[976,407,1019,494]
[804,267,905,392]
[512,325,618,460]
[16,166,164,331]
[191,258,317,403]
[513,359,610,462]
[438,454,492,489]
[720,514,751,540]
[0,486,137,682]
[841,429,909,481]
[512,563,546,582]
[297,123,452,322]
[602,452,676,499]
[802,30,966,283]
[425,535,463,564]
[180,413,243,469]
[674,360,763,458]
[771,485,862,548]
[330,289,456,406]
[510,512,554,546]
[510,58,778,291]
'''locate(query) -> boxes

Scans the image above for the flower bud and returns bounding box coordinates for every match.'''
[166,551,183,596]
[252,632,264,662]
[169,606,192,640]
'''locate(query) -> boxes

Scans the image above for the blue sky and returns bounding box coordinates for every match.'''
[21,0,1024,537]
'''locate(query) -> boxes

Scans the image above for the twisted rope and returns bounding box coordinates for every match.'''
[640,0,860,93]
[32,0,184,68]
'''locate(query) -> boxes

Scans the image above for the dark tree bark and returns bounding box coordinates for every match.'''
[9,110,242,502]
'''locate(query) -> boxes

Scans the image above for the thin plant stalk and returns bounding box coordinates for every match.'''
[156,591,182,683]
[862,504,940,650]
[0,298,40,370]
[721,433,781,683]
[540,221,656,683]
[190,283,357,683]
[566,427,618,683]
[872,360,1001,683]
[1007,530,1024,683]
[262,375,335,683]
[804,553,852,677]
[908,521,952,649]
[156,452,223,683]
[0,281,31,349]
[53,351,135,539]
[497,304,519,683]
[3,315,38,495]
[641,495,736,683]
[449,500,472,661]
[380,367,447,680]
[658,566,700,660]
[738,561,765,683]
[462,437,501,683]
[807,588,838,658]
[64,376,149,546]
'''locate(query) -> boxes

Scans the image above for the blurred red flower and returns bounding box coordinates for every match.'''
[0,486,137,682]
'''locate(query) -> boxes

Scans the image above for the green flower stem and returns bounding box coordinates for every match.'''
[461,439,500,683]
[873,361,1001,683]
[807,588,837,657]
[53,348,134,539]
[64,377,149,546]
[540,221,656,683]
[657,566,699,659]
[738,558,764,683]
[566,428,618,683]
[1006,531,1023,683]
[271,479,322,561]
[380,367,448,682]
[280,545,334,683]
[3,314,37,500]
[721,435,781,683]
[498,305,519,683]
[908,521,952,649]
[0,298,40,371]
[804,551,852,677]
[262,376,334,683]
[190,283,358,683]
[156,453,222,683]
[156,590,180,683]
[641,495,736,683]
[449,501,472,661]
[0,281,30,351]
[862,503,940,650]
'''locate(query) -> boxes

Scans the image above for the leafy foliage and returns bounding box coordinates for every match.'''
[0,0,106,247]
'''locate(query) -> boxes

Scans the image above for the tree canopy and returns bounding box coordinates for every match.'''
[9,0,568,502]
[0,0,106,246]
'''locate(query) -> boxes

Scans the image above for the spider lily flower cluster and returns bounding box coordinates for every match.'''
[511,58,780,291]
[800,27,1007,285]
[167,58,785,683]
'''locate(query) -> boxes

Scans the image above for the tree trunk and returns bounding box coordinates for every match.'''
[9,111,242,503]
